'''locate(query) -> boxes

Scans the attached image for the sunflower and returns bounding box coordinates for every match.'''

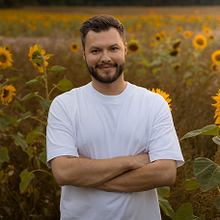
[160,30,167,37]
[154,22,161,28]
[4,46,11,52]
[153,33,163,42]
[208,35,215,42]
[203,27,211,36]
[211,50,220,65]
[129,34,135,40]
[176,26,183,33]
[193,34,207,50]
[183,31,193,38]
[28,44,49,73]
[127,40,140,53]
[212,89,220,124]
[210,63,219,74]
[0,47,13,70]
[150,88,172,111]
[150,42,156,47]
[70,42,80,53]
[127,27,134,33]
[169,49,179,57]
[135,23,142,30]
[0,84,16,104]
[173,39,181,49]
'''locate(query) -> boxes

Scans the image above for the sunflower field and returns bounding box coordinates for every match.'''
[1,7,220,219]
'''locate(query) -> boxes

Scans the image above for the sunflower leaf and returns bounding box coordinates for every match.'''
[26,130,40,144]
[8,76,23,81]
[39,148,47,164]
[26,78,42,85]
[21,92,38,101]
[180,124,219,140]
[0,75,3,81]
[16,111,32,125]
[56,79,73,91]
[49,66,66,73]
[158,195,175,218]
[0,147,9,163]
[45,54,54,58]
[157,186,170,197]
[184,177,200,190]
[212,136,220,145]
[194,157,220,192]
[13,132,28,151]
[19,169,35,194]
[215,198,220,211]
[7,66,18,71]
[40,99,52,111]
[0,115,11,131]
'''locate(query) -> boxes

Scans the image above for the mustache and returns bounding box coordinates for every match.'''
[95,63,118,68]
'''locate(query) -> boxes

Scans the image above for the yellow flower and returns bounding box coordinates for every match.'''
[211,50,220,65]
[0,84,16,104]
[212,89,220,124]
[153,33,163,42]
[193,34,207,50]
[176,26,183,33]
[150,88,172,111]
[127,27,134,33]
[129,34,135,40]
[210,63,219,74]
[127,40,140,53]
[183,31,193,38]
[208,35,215,42]
[160,30,167,37]
[154,22,161,28]
[70,42,80,53]
[0,47,13,70]
[150,42,156,47]
[28,44,49,73]
[203,27,211,36]
[4,46,11,52]
[135,23,142,29]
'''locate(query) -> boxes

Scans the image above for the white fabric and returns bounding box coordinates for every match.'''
[47,82,184,220]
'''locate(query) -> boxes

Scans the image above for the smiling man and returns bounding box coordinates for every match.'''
[46,14,184,220]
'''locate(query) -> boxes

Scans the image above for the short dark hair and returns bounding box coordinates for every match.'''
[79,14,126,50]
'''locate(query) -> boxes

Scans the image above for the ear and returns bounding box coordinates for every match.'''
[82,48,86,60]
[124,42,128,55]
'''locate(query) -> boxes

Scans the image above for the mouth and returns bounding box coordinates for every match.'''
[96,63,117,71]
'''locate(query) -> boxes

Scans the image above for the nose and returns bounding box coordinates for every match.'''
[100,50,111,63]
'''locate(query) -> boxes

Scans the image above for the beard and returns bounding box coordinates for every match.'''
[85,60,125,84]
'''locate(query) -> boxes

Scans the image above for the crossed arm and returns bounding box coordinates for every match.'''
[50,154,176,192]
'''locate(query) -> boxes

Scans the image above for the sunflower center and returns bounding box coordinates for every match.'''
[215,54,220,61]
[72,45,77,49]
[3,89,9,98]
[0,54,7,63]
[129,45,138,51]
[196,39,204,45]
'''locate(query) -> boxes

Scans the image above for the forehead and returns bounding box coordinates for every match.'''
[85,28,124,49]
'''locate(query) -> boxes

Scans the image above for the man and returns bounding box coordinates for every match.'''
[47,14,184,220]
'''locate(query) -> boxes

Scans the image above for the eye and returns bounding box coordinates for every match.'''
[91,49,100,54]
[110,47,118,51]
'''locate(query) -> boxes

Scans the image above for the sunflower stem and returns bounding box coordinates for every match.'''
[41,56,49,101]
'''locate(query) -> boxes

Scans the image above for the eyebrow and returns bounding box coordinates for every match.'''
[89,43,120,51]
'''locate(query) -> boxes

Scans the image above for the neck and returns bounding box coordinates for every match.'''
[91,76,127,95]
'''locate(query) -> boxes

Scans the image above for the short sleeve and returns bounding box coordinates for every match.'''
[46,96,79,168]
[148,95,184,168]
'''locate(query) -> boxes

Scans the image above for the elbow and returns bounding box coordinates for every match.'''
[165,169,176,186]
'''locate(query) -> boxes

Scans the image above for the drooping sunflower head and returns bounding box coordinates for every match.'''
[127,40,140,53]
[150,88,172,111]
[169,48,179,57]
[212,89,220,124]
[193,33,207,50]
[28,44,49,73]
[0,47,13,70]
[211,50,220,65]
[70,42,80,53]
[173,39,181,49]
[0,84,16,104]
[153,33,163,42]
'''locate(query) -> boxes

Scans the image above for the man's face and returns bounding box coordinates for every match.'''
[82,27,127,84]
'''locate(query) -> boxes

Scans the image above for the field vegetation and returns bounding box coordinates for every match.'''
[1,7,220,219]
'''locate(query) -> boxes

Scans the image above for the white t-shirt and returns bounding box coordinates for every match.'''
[47,82,184,220]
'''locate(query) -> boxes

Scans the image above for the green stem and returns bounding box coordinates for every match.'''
[48,85,58,98]
[42,56,49,101]
[30,116,47,126]
[30,169,52,177]
[217,186,220,194]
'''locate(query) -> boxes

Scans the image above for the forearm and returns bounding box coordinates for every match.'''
[51,154,149,187]
[93,160,176,192]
